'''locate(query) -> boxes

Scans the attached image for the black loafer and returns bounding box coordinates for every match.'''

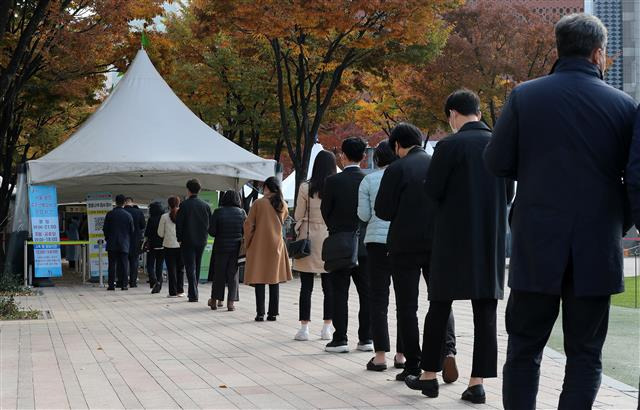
[106,287,115,291]
[461,384,486,404]
[266,315,277,321]
[405,375,439,398]
[255,315,265,322]
[366,358,387,372]
[395,368,421,381]
[151,284,161,294]
[394,359,405,369]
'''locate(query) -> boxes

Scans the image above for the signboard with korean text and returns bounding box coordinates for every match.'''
[28,185,62,278]
[86,192,112,278]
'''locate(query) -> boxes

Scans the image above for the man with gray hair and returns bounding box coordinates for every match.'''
[485,13,637,410]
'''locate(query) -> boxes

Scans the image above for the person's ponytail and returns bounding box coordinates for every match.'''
[168,196,180,223]
[264,177,284,213]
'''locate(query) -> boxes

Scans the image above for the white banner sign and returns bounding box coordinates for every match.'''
[86,192,112,278]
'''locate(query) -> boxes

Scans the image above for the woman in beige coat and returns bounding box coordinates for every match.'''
[244,177,292,321]
[292,150,337,341]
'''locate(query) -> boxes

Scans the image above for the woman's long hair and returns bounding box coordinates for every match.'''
[168,196,181,223]
[264,177,284,213]
[374,140,397,168]
[219,190,242,208]
[308,150,337,199]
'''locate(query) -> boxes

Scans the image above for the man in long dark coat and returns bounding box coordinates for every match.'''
[404,90,512,404]
[124,197,146,288]
[485,14,637,410]
[103,194,134,290]
[375,123,457,383]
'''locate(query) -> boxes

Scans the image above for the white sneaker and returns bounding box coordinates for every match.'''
[357,341,374,352]
[294,328,310,341]
[325,341,349,353]
[320,324,333,340]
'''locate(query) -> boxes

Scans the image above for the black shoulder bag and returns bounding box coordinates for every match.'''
[288,195,311,259]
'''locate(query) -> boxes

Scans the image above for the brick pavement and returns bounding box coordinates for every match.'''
[1,279,637,409]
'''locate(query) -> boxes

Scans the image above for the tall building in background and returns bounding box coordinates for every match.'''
[622,1,640,101]
[466,0,583,22]
[587,0,640,99]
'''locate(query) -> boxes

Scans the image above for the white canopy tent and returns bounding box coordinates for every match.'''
[281,143,340,206]
[27,49,275,203]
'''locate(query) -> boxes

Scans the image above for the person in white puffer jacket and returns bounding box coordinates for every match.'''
[357,140,405,372]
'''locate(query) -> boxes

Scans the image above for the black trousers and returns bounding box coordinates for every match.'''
[502,275,610,410]
[148,249,164,287]
[164,247,184,296]
[392,253,456,372]
[367,243,403,353]
[255,284,279,316]
[128,250,140,286]
[107,251,129,289]
[298,272,333,321]
[181,244,205,301]
[422,299,497,377]
[330,256,372,343]
[211,251,239,302]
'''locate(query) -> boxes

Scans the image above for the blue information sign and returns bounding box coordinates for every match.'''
[28,185,62,278]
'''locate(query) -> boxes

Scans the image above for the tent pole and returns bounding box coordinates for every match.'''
[23,240,28,287]
[98,240,104,287]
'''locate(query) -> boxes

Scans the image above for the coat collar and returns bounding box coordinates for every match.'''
[458,121,492,133]
[550,57,603,80]
[342,165,361,172]
[406,146,425,156]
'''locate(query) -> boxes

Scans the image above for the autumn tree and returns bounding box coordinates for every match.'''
[357,0,556,136]
[191,0,459,204]
[143,5,282,159]
[0,0,165,268]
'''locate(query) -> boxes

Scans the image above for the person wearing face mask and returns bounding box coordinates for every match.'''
[404,90,513,403]
[375,123,458,383]
[485,13,637,410]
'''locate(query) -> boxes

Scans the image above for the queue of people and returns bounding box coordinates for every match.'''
[99,12,640,408]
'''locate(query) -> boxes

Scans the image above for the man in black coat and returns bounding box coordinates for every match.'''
[176,178,212,302]
[405,90,512,403]
[321,137,372,353]
[485,14,637,410]
[375,123,457,383]
[124,197,146,288]
[103,194,134,290]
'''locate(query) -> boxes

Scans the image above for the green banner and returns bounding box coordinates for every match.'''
[199,191,218,282]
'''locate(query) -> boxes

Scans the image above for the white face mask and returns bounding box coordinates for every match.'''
[449,118,458,134]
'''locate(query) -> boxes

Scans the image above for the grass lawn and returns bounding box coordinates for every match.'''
[548,303,640,387]
[612,276,640,309]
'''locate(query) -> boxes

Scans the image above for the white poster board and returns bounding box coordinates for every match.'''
[86,192,112,278]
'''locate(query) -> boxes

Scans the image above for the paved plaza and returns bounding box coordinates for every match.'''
[1,278,638,410]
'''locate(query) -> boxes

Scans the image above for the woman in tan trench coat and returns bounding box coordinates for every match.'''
[244,177,292,321]
[292,150,337,341]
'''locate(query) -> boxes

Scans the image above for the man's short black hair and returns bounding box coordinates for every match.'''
[444,89,481,118]
[389,122,423,150]
[555,13,607,59]
[124,197,133,203]
[341,137,366,162]
[115,194,126,206]
[186,178,202,194]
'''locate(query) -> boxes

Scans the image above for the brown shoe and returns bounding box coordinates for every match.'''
[442,356,459,384]
[207,298,213,307]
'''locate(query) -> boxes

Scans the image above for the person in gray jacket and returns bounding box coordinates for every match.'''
[358,140,404,372]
